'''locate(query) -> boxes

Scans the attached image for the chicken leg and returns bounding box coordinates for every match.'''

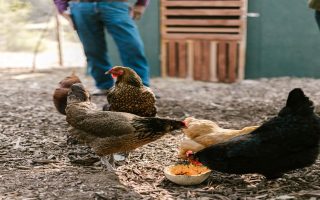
[101,155,115,171]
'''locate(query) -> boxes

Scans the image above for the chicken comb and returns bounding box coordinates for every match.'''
[186,151,202,166]
[183,117,195,126]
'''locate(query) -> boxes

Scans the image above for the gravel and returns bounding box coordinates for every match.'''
[0,68,319,199]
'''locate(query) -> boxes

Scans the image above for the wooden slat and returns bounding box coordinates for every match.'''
[163,33,241,41]
[210,42,218,82]
[187,40,194,79]
[193,40,202,80]
[228,42,237,83]
[164,19,242,26]
[218,42,227,82]
[163,1,244,7]
[168,41,177,77]
[160,0,167,77]
[161,40,168,77]
[238,0,247,81]
[238,42,245,80]
[202,40,211,81]
[178,41,187,78]
[166,27,240,34]
[164,9,243,16]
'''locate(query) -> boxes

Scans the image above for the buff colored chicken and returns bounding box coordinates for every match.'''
[178,117,259,159]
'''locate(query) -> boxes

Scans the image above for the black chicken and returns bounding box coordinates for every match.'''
[188,88,320,179]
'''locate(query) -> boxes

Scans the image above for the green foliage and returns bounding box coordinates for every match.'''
[0,0,43,52]
[28,0,54,22]
[8,0,30,11]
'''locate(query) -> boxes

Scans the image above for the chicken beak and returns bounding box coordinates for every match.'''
[105,69,117,78]
[105,69,112,75]
[182,120,188,128]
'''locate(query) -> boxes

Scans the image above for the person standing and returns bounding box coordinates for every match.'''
[309,0,320,30]
[53,0,150,95]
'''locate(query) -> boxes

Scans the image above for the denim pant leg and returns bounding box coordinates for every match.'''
[69,2,114,89]
[99,2,150,86]
[316,10,320,31]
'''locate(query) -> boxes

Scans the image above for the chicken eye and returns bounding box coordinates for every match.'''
[118,70,124,75]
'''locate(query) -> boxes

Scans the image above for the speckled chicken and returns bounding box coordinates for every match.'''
[66,83,186,170]
[178,117,258,159]
[104,66,157,117]
[53,72,81,115]
[188,88,320,179]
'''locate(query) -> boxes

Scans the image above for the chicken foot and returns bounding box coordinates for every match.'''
[101,155,115,171]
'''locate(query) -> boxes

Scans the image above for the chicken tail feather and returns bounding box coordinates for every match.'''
[132,117,185,139]
[284,88,314,115]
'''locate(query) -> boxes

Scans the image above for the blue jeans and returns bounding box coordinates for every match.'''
[69,2,150,89]
[316,10,320,31]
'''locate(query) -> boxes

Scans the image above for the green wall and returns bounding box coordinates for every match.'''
[108,0,320,78]
[246,0,320,78]
[107,0,160,77]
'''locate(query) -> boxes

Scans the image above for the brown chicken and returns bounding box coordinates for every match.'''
[53,71,81,115]
[66,83,186,170]
[104,66,157,117]
[178,117,258,159]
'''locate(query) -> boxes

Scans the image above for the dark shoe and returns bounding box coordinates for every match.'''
[67,135,79,145]
[102,103,110,111]
[91,88,109,96]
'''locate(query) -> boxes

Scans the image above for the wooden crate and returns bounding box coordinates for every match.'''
[160,0,247,83]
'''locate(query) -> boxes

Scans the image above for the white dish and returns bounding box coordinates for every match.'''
[164,165,211,186]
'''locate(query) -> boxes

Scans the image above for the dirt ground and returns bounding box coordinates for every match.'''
[0,68,319,200]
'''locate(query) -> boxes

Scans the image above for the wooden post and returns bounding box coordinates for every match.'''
[238,0,248,81]
[56,13,63,67]
[160,0,166,77]
[210,41,218,82]
[186,40,194,80]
